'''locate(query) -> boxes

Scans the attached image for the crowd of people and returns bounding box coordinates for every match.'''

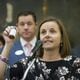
[0,11,80,80]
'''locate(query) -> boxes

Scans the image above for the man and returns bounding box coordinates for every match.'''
[8,11,37,65]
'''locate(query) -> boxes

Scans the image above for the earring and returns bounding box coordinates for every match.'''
[60,42,63,47]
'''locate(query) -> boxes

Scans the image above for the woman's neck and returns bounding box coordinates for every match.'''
[42,49,62,62]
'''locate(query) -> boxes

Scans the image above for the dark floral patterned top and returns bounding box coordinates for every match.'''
[7,55,80,80]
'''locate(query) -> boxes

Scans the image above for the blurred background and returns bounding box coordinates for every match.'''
[0,0,80,49]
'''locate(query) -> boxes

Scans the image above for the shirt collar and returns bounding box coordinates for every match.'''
[20,37,37,48]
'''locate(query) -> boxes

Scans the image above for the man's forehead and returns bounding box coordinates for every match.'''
[18,15,34,22]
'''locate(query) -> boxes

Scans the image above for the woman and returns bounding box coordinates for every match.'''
[0,17,80,80]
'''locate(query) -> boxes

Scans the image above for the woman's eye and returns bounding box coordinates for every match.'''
[50,29,56,33]
[40,30,46,34]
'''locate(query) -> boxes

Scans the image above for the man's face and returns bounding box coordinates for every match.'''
[17,15,36,41]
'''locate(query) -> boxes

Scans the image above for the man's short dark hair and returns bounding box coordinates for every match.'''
[16,11,36,23]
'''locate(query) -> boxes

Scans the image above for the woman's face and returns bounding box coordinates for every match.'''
[40,21,62,50]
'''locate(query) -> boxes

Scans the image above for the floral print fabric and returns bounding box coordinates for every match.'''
[9,55,80,80]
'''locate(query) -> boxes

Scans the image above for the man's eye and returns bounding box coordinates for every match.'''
[20,23,25,26]
[27,22,33,26]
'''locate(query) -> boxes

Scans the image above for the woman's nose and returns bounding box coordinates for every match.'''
[45,32,50,38]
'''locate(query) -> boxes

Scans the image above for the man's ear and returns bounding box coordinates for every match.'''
[16,23,18,27]
[35,22,38,31]
[15,24,18,32]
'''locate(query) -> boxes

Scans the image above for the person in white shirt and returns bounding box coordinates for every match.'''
[4,11,37,65]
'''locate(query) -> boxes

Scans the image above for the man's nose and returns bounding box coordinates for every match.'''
[24,24,28,29]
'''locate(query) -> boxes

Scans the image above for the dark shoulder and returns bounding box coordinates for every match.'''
[9,58,27,79]
[64,55,80,67]
[10,58,28,68]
